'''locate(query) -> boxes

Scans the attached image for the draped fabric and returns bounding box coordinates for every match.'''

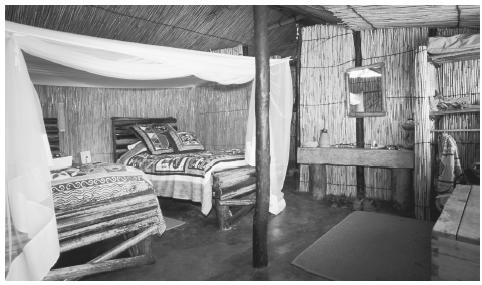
[5,36,60,280]
[245,61,293,214]
[5,21,293,279]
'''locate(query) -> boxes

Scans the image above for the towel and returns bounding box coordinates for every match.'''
[435,133,462,209]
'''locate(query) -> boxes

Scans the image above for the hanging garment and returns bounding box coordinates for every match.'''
[435,133,462,210]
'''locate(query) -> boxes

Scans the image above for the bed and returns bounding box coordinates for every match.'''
[111,117,249,215]
[47,162,165,280]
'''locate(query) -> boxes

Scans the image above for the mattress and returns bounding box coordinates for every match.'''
[119,150,248,215]
[50,162,165,234]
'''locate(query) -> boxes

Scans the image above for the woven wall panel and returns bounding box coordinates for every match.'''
[36,84,250,163]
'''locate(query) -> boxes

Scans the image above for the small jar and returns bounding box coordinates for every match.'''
[318,129,330,147]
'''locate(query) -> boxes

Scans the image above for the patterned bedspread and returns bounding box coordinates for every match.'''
[119,150,248,215]
[50,162,165,234]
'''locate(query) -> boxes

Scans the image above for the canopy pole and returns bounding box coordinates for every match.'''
[252,5,270,268]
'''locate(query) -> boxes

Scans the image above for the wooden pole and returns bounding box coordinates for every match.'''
[353,30,365,200]
[253,5,270,268]
[295,24,303,169]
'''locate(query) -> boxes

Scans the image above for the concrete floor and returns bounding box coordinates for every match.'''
[83,178,353,281]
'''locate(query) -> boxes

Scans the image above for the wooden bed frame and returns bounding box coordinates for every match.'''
[111,116,256,230]
[111,117,177,162]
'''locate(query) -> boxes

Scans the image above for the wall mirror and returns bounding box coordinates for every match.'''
[345,62,386,117]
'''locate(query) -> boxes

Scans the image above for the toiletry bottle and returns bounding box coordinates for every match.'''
[319,129,329,147]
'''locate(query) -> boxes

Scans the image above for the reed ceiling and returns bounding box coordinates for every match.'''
[322,5,480,30]
[5,5,480,59]
[5,5,307,57]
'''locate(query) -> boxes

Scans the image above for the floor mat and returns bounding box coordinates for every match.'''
[292,211,432,281]
[164,217,186,231]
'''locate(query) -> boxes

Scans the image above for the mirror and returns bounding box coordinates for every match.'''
[345,62,386,117]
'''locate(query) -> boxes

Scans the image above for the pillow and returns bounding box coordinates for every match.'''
[170,130,205,153]
[117,141,148,164]
[131,124,176,155]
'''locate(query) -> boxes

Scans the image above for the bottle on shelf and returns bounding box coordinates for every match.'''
[318,128,330,147]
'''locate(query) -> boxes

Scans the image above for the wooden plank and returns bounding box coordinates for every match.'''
[309,164,326,200]
[214,165,256,178]
[44,255,151,281]
[433,185,471,240]
[432,236,480,264]
[60,217,158,252]
[430,105,479,116]
[90,226,158,263]
[297,147,414,169]
[58,209,158,240]
[219,198,256,206]
[253,5,270,269]
[392,169,413,214]
[458,185,480,244]
[432,249,480,281]
[214,173,256,190]
[219,182,256,201]
[298,164,310,192]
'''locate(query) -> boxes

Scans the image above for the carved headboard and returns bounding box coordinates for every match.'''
[111,117,177,161]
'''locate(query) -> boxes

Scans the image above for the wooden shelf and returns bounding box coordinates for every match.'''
[430,105,479,116]
[297,147,414,169]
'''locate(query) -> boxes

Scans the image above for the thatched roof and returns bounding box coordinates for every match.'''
[5,5,308,57]
[5,5,480,59]
[321,5,480,30]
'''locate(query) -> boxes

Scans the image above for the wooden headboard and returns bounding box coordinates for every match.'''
[44,118,60,156]
[111,117,177,161]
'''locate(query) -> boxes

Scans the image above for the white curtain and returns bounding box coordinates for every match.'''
[245,61,293,214]
[5,35,60,280]
[5,21,293,279]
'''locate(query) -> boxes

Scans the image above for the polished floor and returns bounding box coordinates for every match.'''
[83,178,354,281]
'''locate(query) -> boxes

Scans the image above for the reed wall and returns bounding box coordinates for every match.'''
[299,25,429,201]
[299,25,357,196]
[435,59,480,171]
[36,83,251,163]
[432,27,480,174]
[361,28,428,200]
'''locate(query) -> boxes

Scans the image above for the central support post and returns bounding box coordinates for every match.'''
[353,30,365,199]
[252,5,270,268]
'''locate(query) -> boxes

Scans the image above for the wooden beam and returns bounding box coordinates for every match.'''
[268,16,304,31]
[253,5,270,269]
[44,255,151,281]
[295,24,302,167]
[276,5,341,24]
[297,147,415,169]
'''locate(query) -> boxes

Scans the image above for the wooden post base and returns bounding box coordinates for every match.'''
[213,166,257,230]
[309,164,327,200]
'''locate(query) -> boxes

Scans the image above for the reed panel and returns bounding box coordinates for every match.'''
[434,56,480,171]
[299,26,433,200]
[194,83,252,151]
[36,84,250,163]
[361,28,428,200]
[299,24,357,196]
[413,46,436,220]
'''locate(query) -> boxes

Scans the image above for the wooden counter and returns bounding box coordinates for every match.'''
[432,184,480,281]
[297,147,414,212]
[297,147,414,169]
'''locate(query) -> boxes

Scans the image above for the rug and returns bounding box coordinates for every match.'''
[292,211,432,281]
[164,217,186,231]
